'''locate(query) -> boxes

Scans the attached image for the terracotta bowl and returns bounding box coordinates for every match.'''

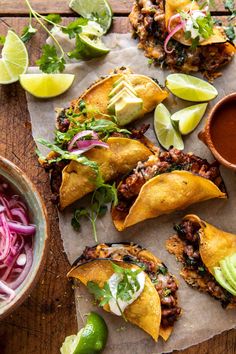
[198,92,236,171]
[0,156,49,320]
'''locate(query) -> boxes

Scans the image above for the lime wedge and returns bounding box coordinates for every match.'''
[60,312,108,354]
[166,74,218,102]
[171,103,208,135]
[0,30,28,84]
[69,0,113,33]
[154,103,184,150]
[82,21,104,37]
[19,73,75,98]
[78,33,110,58]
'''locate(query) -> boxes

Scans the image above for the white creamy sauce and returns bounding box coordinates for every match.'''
[185,10,206,40]
[108,270,145,316]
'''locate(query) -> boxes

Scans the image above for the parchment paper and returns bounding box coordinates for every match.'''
[26,33,236,353]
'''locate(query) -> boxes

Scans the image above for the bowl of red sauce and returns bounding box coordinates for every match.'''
[199,92,236,170]
[0,156,48,320]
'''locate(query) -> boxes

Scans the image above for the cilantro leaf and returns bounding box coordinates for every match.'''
[36,44,65,73]
[225,24,236,41]
[62,18,88,39]
[21,25,37,43]
[87,281,112,307]
[0,35,5,45]
[224,0,236,17]
[195,13,214,39]
[45,14,62,25]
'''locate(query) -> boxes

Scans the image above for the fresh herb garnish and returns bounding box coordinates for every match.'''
[158,265,168,275]
[61,18,89,39]
[224,0,236,18]
[225,25,235,41]
[44,14,62,25]
[87,262,143,319]
[71,182,118,242]
[163,288,172,297]
[0,35,6,45]
[36,44,66,73]
[21,24,37,43]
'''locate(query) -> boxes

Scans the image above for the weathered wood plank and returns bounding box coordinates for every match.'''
[0,0,232,15]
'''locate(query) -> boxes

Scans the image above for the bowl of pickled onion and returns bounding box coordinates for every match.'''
[0,156,48,319]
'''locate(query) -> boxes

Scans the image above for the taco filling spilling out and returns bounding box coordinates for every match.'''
[112,148,226,231]
[68,243,181,341]
[129,0,235,78]
[166,215,236,308]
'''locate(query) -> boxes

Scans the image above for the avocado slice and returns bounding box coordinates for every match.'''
[225,253,236,285]
[109,80,137,99]
[112,75,133,88]
[107,87,137,114]
[214,267,236,296]
[220,259,236,291]
[115,95,143,126]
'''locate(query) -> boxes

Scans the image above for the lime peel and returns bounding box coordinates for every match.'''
[166,73,218,102]
[19,73,75,98]
[154,103,184,150]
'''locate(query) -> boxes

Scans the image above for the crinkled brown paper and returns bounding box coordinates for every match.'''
[26,33,236,353]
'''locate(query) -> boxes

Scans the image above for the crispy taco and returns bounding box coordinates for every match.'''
[129,1,235,77]
[112,148,226,231]
[40,125,157,209]
[70,67,168,125]
[167,214,236,308]
[68,243,181,341]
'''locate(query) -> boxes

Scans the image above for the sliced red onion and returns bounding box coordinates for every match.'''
[70,140,109,155]
[164,23,185,53]
[9,244,33,290]
[0,280,15,301]
[6,221,36,236]
[16,253,26,267]
[168,13,182,32]
[68,130,98,151]
[11,208,28,225]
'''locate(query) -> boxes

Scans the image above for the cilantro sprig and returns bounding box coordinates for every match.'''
[87,262,143,319]
[71,182,118,242]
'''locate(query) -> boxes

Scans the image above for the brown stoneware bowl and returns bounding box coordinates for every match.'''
[0,156,49,320]
[199,92,236,171]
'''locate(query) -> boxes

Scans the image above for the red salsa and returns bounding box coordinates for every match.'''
[210,100,236,164]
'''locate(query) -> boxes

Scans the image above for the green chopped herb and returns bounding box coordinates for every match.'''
[0,35,6,45]
[21,24,37,43]
[163,288,172,297]
[36,44,66,73]
[62,18,88,39]
[158,265,168,275]
[148,58,154,66]
[44,14,62,25]
[224,0,236,18]
[225,25,235,41]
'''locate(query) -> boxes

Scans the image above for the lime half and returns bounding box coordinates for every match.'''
[0,30,28,84]
[69,0,113,33]
[19,73,75,98]
[166,74,218,102]
[77,33,110,58]
[154,103,184,150]
[60,312,108,354]
[171,103,208,135]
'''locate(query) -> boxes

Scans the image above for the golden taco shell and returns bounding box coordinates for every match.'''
[183,214,236,274]
[68,243,180,341]
[165,0,228,46]
[68,259,161,341]
[70,72,168,122]
[112,171,226,231]
[60,137,154,209]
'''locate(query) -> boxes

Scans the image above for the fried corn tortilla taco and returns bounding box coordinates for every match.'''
[40,132,156,209]
[67,243,181,341]
[167,215,236,308]
[69,67,168,125]
[129,0,235,77]
[112,148,226,231]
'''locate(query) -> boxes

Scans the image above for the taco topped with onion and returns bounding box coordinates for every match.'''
[68,243,181,342]
[129,0,235,77]
[167,215,236,308]
[112,148,226,231]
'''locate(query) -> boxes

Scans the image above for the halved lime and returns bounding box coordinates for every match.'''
[0,30,28,84]
[82,21,104,37]
[19,73,75,98]
[171,103,208,135]
[60,312,108,354]
[78,33,110,58]
[69,0,113,33]
[154,103,184,150]
[166,74,218,102]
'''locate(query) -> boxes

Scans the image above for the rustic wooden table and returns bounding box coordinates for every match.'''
[0,1,235,353]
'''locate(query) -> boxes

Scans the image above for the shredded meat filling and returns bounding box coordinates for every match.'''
[129,0,234,77]
[76,244,181,328]
[116,148,225,208]
[171,220,236,308]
